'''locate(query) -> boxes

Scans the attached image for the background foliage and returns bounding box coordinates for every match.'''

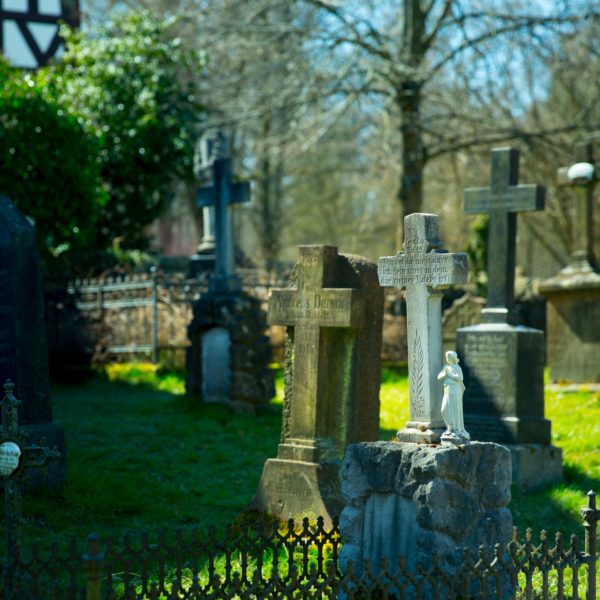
[0,57,105,272]
[0,10,204,275]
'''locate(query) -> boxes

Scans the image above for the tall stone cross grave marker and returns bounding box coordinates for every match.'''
[555,142,597,269]
[378,214,468,443]
[540,142,600,383]
[464,147,544,324]
[457,148,562,491]
[251,245,383,524]
[196,134,250,291]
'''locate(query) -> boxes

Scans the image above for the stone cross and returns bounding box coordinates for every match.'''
[1,380,59,561]
[196,134,250,291]
[464,147,545,323]
[379,214,468,443]
[557,142,597,269]
[268,246,363,461]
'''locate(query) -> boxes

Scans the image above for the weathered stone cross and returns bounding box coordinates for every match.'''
[268,246,363,462]
[379,214,468,443]
[196,133,250,291]
[557,142,597,269]
[464,147,545,323]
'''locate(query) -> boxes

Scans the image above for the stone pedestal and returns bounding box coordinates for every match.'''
[186,289,274,410]
[339,441,513,583]
[456,323,562,491]
[249,459,343,524]
[539,265,600,383]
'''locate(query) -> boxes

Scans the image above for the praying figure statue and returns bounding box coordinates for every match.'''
[437,351,470,445]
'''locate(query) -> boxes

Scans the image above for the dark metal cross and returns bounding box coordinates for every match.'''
[196,133,250,292]
[464,148,545,323]
[557,142,597,269]
[1,380,59,562]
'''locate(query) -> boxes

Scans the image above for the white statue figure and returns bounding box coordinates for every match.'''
[437,351,470,445]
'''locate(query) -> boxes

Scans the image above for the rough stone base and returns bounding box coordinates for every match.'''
[339,441,513,579]
[186,290,275,408]
[507,443,563,492]
[249,458,343,526]
[21,422,66,491]
[396,426,445,444]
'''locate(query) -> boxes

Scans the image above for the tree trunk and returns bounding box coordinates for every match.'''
[397,79,426,249]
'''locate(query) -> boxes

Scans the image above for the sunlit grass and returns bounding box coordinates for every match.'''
[16,363,599,568]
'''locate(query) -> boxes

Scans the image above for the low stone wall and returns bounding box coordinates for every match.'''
[339,441,513,577]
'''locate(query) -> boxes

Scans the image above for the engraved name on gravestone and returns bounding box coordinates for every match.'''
[251,245,383,525]
[378,214,468,443]
[0,196,65,487]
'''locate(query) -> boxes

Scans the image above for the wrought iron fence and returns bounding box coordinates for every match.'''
[65,269,281,365]
[1,384,598,599]
[2,506,598,599]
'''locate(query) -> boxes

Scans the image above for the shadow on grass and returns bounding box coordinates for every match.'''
[563,462,600,493]
[509,462,600,537]
[24,375,285,547]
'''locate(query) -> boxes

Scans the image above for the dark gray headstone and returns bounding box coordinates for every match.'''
[0,196,65,487]
[250,246,384,525]
[456,150,561,490]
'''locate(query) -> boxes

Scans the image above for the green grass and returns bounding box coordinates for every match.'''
[17,363,600,553]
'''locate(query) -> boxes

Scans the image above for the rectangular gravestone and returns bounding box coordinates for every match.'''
[250,246,383,525]
[0,196,65,488]
[455,149,562,491]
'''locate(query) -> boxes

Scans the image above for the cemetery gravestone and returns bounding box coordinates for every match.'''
[441,293,485,355]
[539,143,600,383]
[0,196,65,487]
[250,246,383,525]
[186,135,273,409]
[378,213,468,443]
[341,223,512,589]
[455,148,562,491]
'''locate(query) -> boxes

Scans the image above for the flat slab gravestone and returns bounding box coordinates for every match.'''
[378,213,468,443]
[250,246,383,525]
[0,196,65,487]
[455,148,562,491]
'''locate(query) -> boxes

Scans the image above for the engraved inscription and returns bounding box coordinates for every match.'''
[270,291,350,323]
[462,333,509,411]
[264,474,313,499]
[378,255,464,287]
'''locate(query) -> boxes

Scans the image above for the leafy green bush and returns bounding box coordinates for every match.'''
[0,10,204,275]
[0,57,106,271]
[42,10,204,253]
